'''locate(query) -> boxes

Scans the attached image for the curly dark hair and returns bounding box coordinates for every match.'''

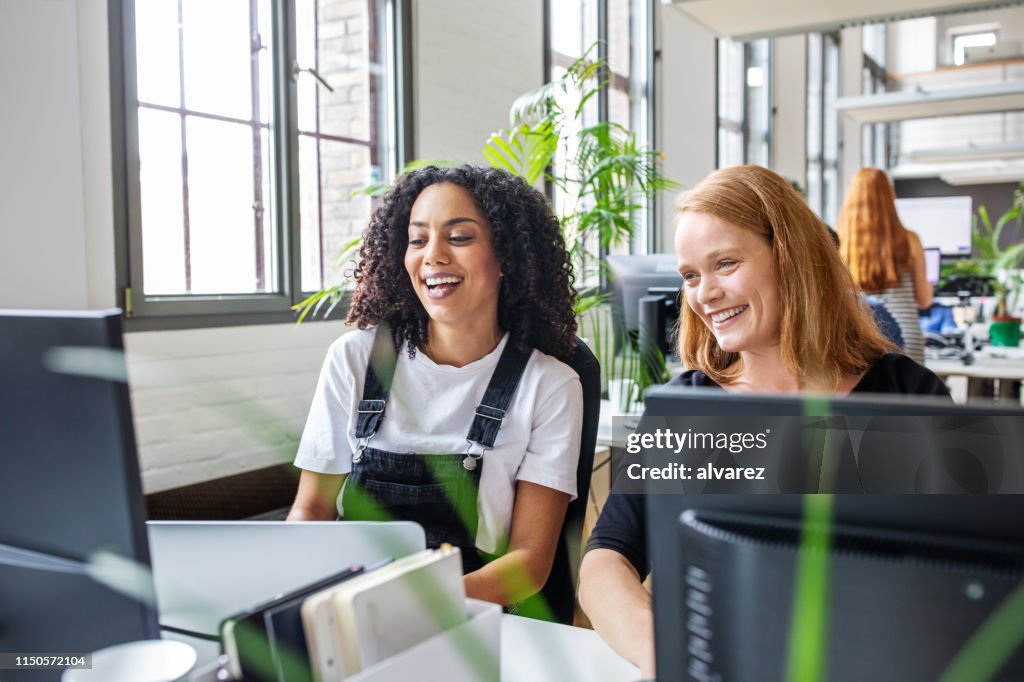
[346,165,578,362]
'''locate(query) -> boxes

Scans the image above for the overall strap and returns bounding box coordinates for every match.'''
[466,341,532,450]
[355,327,398,439]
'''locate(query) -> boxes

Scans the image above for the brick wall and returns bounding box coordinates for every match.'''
[126,320,350,492]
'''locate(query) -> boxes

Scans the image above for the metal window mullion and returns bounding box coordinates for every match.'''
[281,0,303,307]
[177,0,192,293]
[741,41,751,165]
[250,0,266,292]
[641,0,655,255]
[312,0,329,290]
[593,0,606,286]
[766,39,774,169]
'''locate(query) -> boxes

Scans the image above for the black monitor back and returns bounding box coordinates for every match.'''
[643,389,1024,681]
[0,310,156,679]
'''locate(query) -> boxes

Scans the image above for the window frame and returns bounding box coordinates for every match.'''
[715,37,773,169]
[110,0,412,330]
[806,31,840,225]
[545,0,656,264]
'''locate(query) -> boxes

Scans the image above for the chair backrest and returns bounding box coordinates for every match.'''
[526,337,601,624]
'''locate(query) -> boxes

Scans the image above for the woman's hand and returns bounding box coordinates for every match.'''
[463,480,570,605]
[287,470,346,521]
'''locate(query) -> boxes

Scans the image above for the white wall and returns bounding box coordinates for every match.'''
[413,0,544,163]
[0,0,89,310]
[655,3,717,252]
[1,0,552,493]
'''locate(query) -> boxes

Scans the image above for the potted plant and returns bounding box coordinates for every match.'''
[943,182,1024,347]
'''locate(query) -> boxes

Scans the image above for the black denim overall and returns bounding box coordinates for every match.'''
[340,328,531,573]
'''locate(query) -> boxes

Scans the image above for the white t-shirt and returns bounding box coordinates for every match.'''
[294,328,583,554]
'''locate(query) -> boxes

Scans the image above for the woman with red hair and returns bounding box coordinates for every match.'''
[836,168,933,363]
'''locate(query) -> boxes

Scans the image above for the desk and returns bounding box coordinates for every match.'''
[926,356,1024,404]
[177,615,639,681]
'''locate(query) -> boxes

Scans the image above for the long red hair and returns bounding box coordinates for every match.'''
[675,165,894,389]
[835,168,911,292]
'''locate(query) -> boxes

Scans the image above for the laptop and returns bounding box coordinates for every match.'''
[148,520,425,635]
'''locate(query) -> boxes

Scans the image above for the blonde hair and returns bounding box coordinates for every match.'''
[675,165,894,389]
[835,167,911,292]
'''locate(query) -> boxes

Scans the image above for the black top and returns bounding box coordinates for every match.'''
[585,353,951,579]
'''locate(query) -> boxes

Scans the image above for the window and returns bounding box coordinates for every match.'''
[548,0,654,277]
[114,0,407,322]
[716,38,772,169]
[806,32,840,224]
[862,24,889,169]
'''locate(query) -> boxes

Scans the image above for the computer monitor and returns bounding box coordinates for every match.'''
[606,254,683,355]
[640,388,1024,682]
[0,310,157,675]
[894,195,973,257]
[925,246,941,285]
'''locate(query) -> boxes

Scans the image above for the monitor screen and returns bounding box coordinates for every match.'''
[925,247,941,285]
[640,389,1024,682]
[895,196,973,256]
[0,310,157,672]
[606,254,683,354]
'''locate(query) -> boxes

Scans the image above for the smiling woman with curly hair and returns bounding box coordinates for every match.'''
[289,165,584,610]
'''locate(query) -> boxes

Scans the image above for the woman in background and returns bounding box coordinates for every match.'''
[836,167,933,363]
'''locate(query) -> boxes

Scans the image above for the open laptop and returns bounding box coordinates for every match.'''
[148,520,425,635]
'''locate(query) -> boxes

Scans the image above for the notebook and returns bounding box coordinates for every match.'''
[333,546,467,674]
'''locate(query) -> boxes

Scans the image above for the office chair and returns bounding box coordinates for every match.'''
[526,337,601,625]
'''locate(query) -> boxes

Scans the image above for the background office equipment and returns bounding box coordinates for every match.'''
[606,254,682,356]
[925,246,941,285]
[642,389,1024,681]
[0,309,158,681]
[894,195,973,256]
[148,520,425,636]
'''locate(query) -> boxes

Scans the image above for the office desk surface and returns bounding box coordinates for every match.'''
[500,614,639,681]
[927,356,1024,381]
[177,613,639,681]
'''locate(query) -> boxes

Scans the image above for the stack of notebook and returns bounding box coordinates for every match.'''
[219,546,466,682]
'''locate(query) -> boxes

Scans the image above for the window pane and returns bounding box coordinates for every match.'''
[186,117,271,294]
[134,0,180,107]
[746,39,771,167]
[138,109,185,295]
[551,0,586,59]
[608,0,631,79]
[300,136,373,290]
[181,0,253,120]
[296,0,377,142]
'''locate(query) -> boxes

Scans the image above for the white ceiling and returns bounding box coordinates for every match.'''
[664,0,1021,40]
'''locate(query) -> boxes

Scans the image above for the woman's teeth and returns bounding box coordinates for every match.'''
[711,305,748,323]
[425,276,462,288]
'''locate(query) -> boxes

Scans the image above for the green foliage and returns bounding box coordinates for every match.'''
[948,182,1024,318]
